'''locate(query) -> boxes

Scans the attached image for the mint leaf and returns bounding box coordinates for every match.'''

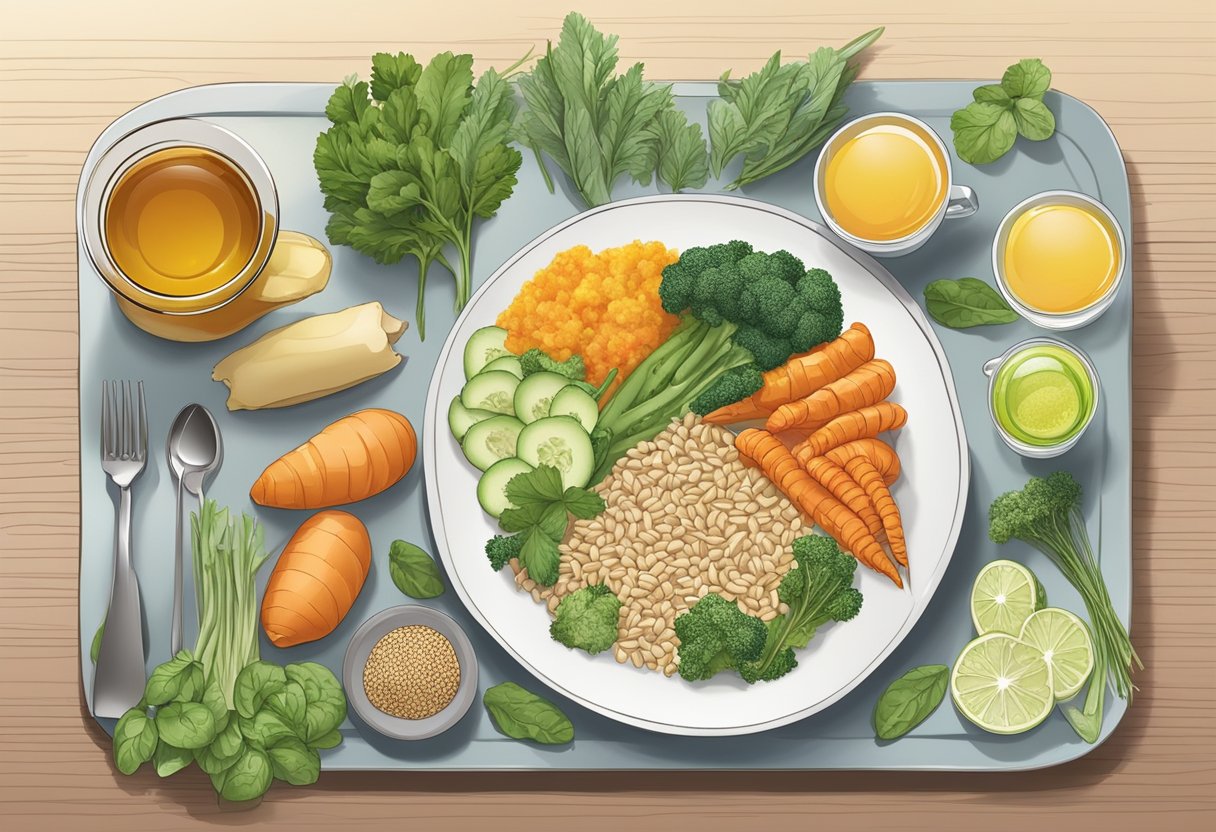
[950,102,1017,165]
[519,526,561,586]
[972,84,1013,107]
[1002,58,1052,99]
[505,465,564,506]
[1012,96,1056,140]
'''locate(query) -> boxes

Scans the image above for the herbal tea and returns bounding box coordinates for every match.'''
[823,119,948,241]
[1002,202,1121,314]
[104,146,260,297]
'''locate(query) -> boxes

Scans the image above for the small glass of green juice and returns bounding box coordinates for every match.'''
[984,338,1100,458]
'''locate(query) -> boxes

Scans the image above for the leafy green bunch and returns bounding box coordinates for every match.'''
[113,656,345,802]
[315,50,527,338]
[708,27,883,189]
[951,58,1056,165]
[673,535,863,684]
[485,465,605,585]
[514,12,709,207]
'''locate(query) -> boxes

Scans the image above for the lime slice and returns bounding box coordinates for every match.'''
[1018,607,1094,701]
[970,559,1046,635]
[950,632,1055,734]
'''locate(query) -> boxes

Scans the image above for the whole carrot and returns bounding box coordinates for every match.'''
[766,359,897,433]
[825,438,901,485]
[845,456,908,568]
[702,323,874,424]
[793,402,908,457]
[735,429,901,586]
[801,455,883,537]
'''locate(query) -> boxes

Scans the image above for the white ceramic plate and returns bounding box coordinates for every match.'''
[424,195,969,736]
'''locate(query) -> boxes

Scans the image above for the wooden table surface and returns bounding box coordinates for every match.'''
[2,0,1213,829]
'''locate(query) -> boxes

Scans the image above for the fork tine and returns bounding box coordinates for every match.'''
[136,381,147,461]
[120,380,131,459]
[100,381,111,459]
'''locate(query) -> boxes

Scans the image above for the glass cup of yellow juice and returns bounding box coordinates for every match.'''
[992,190,1125,330]
[814,113,978,257]
[81,118,331,342]
[983,337,1100,459]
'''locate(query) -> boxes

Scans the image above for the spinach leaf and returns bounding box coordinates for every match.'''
[195,720,244,776]
[483,682,574,745]
[267,735,321,786]
[90,619,104,664]
[309,728,344,750]
[388,540,445,599]
[238,709,297,749]
[286,663,347,744]
[155,701,217,750]
[210,745,273,802]
[201,677,231,733]
[266,681,308,735]
[233,661,287,719]
[153,740,194,777]
[923,278,1018,328]
[874,664,949,740]
[143,650,204,705]
[113,706,157,775]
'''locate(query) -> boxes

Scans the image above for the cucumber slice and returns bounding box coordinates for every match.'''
[477,458,534,518]
[448,396,493,442]
[549,385,599,432]
[461,415,525,471]
[516,416,594,488]
[482,354,524,379]
[514,371,576,424]
[460,370,519,416]
[463,326,510,379]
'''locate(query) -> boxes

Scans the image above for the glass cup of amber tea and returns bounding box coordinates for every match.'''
[814,112,978,257]
[80,118,330,342]
[991,190,1126,330]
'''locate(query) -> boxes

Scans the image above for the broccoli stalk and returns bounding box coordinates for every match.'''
[988,471,1142,741]
[589,241,843,482]
[549,584,622,655]
[738,535,863,683]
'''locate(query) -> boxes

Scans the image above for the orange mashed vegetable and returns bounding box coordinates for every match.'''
[496,241,681,395]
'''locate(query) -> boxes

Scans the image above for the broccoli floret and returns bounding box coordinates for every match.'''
[519,348,586,381]
[690,365,763,416]
[988,470,1083,544]
[673,593,768,682]
[737,535,863,683]
[486,535,522,571]
[549,584,622,655]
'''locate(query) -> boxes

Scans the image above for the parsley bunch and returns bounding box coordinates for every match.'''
[314,51,528,338]
[950,59,1056,165]
[485,465,604,585]
[514,12,709,208]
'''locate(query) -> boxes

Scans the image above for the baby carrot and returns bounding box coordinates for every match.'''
[766,359,897,433]
[793,402,907,458]
[825,438,901,485]
[844,456,908,568]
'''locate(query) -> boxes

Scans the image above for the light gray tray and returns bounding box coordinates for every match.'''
[77,80,1131,770]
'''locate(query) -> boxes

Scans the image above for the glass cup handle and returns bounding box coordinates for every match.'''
[982,357,1003,378]
[945,185,979,219]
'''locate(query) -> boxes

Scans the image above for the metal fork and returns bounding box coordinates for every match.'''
[92,380,149,718]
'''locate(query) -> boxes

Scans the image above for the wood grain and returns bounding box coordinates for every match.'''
[1,0,1213,829]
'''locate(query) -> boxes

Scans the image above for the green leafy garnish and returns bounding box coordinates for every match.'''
[873,665,949,740]
[387,540,446,599]
[315,50,528,338]
[483,682,574,745]
[654,108,710,193]
[514,12,696,208]
[485,465,605,585]
[707,28,882,189]
[951,58,1055,165]
[923,278,1018,328]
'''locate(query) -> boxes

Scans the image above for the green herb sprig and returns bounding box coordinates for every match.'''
[951,59,1056,165]
[485,465,605,585]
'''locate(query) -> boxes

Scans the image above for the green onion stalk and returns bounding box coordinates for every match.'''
[191,500,270,709]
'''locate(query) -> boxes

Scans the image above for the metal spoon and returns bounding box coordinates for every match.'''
[166,404,222,656]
